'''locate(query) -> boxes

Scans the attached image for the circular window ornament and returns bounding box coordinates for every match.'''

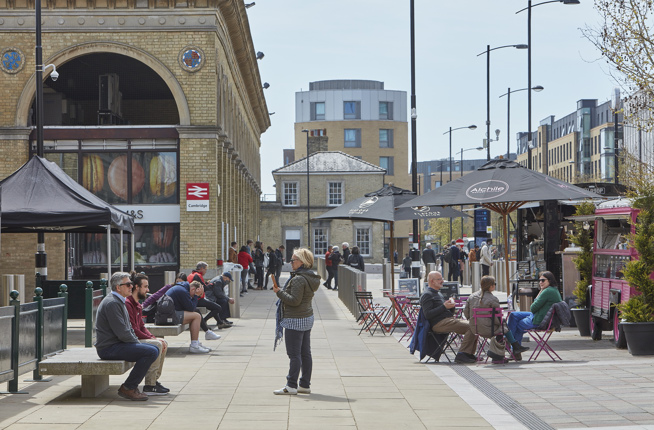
[178,46,204,72]
[1,47,25,74]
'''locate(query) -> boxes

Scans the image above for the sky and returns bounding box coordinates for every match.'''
[248,0,613,197]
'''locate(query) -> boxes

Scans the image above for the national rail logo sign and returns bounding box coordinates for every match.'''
[186,183,209,212]
[465,180,509,200]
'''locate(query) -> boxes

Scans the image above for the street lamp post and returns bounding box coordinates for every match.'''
[499,86,544,159]
[456,146,484,238]
[410,0,419,250]
[477,44,528,161]
[443,125,477,240]
[302,129,311,249]
[517,0,579,169]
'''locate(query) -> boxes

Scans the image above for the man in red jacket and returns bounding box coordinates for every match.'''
[125,272,170,396]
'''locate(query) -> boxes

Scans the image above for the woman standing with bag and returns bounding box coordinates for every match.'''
[272,248,321,395]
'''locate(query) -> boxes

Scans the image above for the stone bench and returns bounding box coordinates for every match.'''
[145,323,188,338]
[39,348,134,397]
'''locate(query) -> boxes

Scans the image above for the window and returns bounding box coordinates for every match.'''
[283,182,299,206]
[379,129,394,148]
[328,182,343,206]
[344,129,361,148]
[356,227,371,256]
[380,156,394,175]
[379,101,393,120]
[343,101,360,119]
[313,228,329,255]
[310,102,325,121]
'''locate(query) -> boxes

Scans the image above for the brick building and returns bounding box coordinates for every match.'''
[0,0,269,292]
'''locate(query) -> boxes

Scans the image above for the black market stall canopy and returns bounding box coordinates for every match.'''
[0,156,135,276]
[0,156,134,233]
[399,158,604,290]
[314,186,470,293]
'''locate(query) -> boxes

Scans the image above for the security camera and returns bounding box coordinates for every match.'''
[50,70,59,81]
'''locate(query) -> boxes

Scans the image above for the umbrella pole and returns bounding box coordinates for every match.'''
[503,213,510,294]
[389,221,395,295]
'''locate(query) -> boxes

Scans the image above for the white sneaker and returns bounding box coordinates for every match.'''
[273,386,297,395]
[189,344,210,354]
[297,386,311,394]
[205,330,221,340]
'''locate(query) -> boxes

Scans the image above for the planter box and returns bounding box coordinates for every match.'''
[570,308,590,337]
[622,322,654,356]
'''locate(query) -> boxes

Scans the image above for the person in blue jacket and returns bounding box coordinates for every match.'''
[165,281,210,354]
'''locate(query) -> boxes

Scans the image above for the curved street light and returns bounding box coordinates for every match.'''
[443,125,477,240]
[499,85,544,159]
[477,44,528,161]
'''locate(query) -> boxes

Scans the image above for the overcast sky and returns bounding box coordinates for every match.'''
[248,0,612,197]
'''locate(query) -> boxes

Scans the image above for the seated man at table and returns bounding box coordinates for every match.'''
[420,271,477,364]
[95,272,159,401]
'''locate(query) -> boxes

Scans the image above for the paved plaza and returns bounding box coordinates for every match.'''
[1,273,654,430]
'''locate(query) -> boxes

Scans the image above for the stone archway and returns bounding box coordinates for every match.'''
[15,41,191,126]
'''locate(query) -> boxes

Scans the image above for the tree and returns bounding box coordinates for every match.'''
[583,1,654,129]
[570,201,595,306]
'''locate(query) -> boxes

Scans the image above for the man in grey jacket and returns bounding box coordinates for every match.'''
[95,272,159,401]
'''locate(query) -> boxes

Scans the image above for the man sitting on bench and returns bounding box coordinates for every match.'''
[421,271,477,364]
[126,272,170,395]
[95,272,160,401]
[166,280,211,354]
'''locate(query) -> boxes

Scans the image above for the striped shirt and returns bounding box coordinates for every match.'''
[281,315,314,332]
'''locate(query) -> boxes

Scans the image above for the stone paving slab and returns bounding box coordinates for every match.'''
[2,273,654,429]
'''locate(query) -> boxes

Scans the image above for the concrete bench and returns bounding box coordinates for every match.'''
[145,323,189,338]
[39,348,134,397]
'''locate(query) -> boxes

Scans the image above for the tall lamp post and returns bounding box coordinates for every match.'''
[443,125,477,240]
[477,44,528,161]
[301,129,311,249]
[455,146,484,238]
[499,85,544,159]
[34,0,59,279]
[517,0,579,169]
[409,0,419,250]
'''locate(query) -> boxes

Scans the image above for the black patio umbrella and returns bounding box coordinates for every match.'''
[314,191,469,293]
[399,159,604,289]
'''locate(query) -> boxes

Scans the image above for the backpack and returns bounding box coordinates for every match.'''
[154,295,180,325]
[442,247,452,264]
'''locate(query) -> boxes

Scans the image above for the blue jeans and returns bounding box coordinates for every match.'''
[97,342,159,390]
[285,328,312,389]
[507,311,536,345]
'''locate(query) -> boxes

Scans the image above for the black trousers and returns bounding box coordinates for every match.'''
[197,297,222,330]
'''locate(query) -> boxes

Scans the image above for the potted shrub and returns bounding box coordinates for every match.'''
[619,176,654,355]
[570,201,595,337]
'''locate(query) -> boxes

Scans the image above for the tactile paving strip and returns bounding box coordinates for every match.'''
[452,365,554,430]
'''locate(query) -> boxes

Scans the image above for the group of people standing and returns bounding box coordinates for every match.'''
[229,240,285,296]
[324,242,366,290]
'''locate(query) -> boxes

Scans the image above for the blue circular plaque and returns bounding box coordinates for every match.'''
[1,48,25,74]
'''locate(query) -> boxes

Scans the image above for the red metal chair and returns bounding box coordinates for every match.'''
[525,308,562,361]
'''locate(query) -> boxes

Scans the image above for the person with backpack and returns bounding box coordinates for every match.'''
[329,246,342,290]
[448,240,461,282]
[165,281,211,354]
[347,246,365,272]
[188,261,223,339]
[125,272,170,395]
[402,253,412,277]
[253,241,266,289]
[142,272,186,322]
[264,246,278,290]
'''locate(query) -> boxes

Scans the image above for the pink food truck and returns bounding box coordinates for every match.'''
[588,198,638,347]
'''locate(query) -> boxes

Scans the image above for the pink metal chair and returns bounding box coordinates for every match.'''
[472,307,516,363]
[525,308,562,361]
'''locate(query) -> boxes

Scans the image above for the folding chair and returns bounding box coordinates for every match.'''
[425,330,458,364]
[394,295,417,342]
[526,308,562,361]
[354,291,389,336]
[472,307,515,363]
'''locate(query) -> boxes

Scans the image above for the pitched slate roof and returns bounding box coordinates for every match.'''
[272,151,386,175]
